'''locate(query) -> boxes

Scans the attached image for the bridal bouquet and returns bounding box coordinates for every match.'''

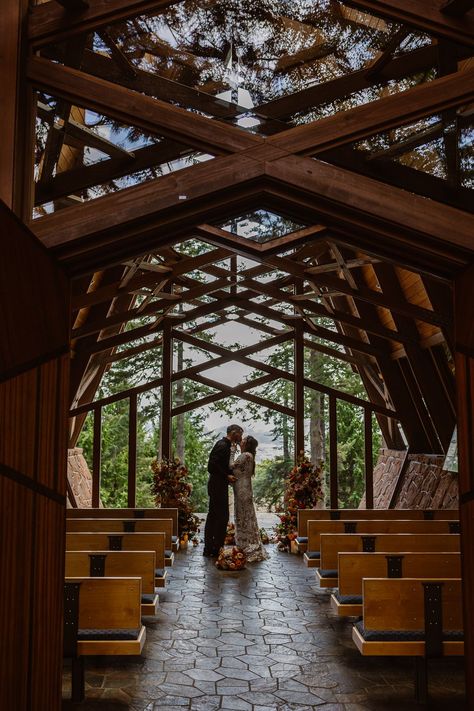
[215,546,246,571]
[224,522,236,545]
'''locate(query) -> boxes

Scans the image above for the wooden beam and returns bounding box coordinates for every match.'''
[92,406,102,507]
[441,0,474,15]
[266,154,474,260]
[127,393,137,507]
[27,57,262,156]
[29,0,180,48]
[268,67,474,155]
[345,1,474,46]
[329,395,338,508]
[372,262,455,450]
[36,139,189,205]
[256,44,441,121]
[31,154,265,254]
[321,144,474,214]
[160,322,172,460]
[364,408,374,508]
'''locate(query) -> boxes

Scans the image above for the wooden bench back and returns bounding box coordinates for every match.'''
[65,551,156,593]
[363,578,463,632]
[67,508,179,536]
[320,533,461,570]
[297,508,458,537]
[66,532,166,568]
[66,518,173,547]
[65,577,142,630]
[309,519,456,553]
[338,552,461,596]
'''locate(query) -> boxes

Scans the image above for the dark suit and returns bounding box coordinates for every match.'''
[204,437,232,554]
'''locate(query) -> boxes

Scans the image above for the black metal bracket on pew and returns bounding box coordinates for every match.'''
[89,554,106,576]
[123,521,136,532]
[330,511,341,520]
[344,522,357,533]
[386,555,404,577]
[449,521,460,534]
[362,535,376,552]
[414,582,444,704]
[108,535,123,550]
[63,582,84,703]
[134,509,145,518]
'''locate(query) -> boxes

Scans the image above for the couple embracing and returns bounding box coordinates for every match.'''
[203,424,268,563]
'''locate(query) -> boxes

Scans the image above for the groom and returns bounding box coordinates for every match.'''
[203,424,243,557]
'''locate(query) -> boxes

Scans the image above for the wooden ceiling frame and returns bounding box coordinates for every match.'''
[345,0,474,45]
[25,0,473,449]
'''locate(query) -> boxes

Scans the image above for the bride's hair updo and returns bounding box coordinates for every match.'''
[244,436,258,476]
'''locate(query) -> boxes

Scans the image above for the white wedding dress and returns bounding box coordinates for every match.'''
[233,452,269,563]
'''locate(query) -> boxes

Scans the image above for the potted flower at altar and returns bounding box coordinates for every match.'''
[150,456,201,543]
[274,453,324,552]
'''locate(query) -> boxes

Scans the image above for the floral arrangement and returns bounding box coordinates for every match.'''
[274,453,324,552]
[215,546,246,570]
[225,522,236,545]
[150,457,201,542]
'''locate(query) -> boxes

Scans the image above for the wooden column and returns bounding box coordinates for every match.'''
[128,393,137,507]
[0,0,35,217]
[294,325,305,460]
[92,406,102,508]
[364,408,374,508]
[454,263,474,707]
[160,322,172,460]
[329,395,338,508]
[0,202,70,710]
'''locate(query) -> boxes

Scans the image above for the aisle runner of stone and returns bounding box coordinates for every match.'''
[63,519,466,710]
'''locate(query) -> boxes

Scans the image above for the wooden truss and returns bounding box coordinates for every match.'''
[14,0,471,473]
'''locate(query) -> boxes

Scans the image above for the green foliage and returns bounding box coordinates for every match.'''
[253,456,292,511]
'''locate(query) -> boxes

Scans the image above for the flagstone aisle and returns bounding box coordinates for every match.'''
[63,523,466,710]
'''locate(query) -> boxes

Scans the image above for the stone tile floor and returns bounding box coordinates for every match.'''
[63,516,466,710]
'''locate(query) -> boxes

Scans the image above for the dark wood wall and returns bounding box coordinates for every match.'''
[455,264,474,704]
[0,201,70,710]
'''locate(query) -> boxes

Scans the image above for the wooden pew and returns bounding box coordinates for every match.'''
[67,507,180,552]
[304,519,457,569]
[66,532,168,587]
[296,508,458,553]
[66,550,159,615]
[66,518,175,565]
[331,552,461,616]
[64,577,146,702]
[352,577,463,703]
[317,533,461,587]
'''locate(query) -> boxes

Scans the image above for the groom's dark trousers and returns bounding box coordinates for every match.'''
[204,437,232,555]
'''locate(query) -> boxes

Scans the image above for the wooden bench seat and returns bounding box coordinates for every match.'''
[66,532,168,587]
[64,576,146,701]
[67,508,180,552]
[66,518,175,565]
[331,552,461,617]
[66,550,160,615]
[304,519,457,570]
[316,533,460,588]
[352,577,463,703]
[296,508,458,553]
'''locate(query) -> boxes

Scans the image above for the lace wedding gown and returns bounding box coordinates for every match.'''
[233,452,269,563]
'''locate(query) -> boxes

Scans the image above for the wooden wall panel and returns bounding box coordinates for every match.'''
[0,201,69,381]
[0,355,69,711]
[454,263,474,707]
[0,477,33,710]
[1,200,70,710]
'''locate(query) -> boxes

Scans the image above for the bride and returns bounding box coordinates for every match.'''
[231,435,269,563]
